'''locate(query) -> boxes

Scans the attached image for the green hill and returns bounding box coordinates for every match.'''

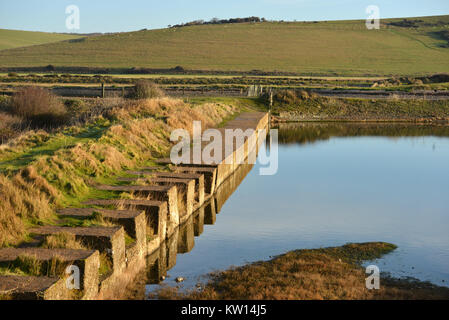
[1,16,449,76]
[0,29,82,51]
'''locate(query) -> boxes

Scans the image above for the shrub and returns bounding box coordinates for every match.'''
[45,64,56,71]
[270,89,317,106]
[11,87,68,127]
[429,73,449,83]
[128,80,165,99]
[64,98,86,113]
[273,90,299,105]
[7,72,18,77]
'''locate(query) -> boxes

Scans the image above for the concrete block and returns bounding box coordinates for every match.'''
[29,226,126,275]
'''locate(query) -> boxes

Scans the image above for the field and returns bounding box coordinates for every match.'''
[0,29,82,51]
[1,16,449,76]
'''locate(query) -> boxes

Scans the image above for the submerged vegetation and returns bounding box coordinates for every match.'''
[151,242,449,300]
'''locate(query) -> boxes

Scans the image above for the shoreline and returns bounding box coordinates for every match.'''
[150,242,449,300]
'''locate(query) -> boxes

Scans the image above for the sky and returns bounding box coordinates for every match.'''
[1,0,449,34]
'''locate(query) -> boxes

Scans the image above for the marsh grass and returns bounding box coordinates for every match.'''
[150,242,449,300]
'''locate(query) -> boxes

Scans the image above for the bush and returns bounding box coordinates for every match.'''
[429,73,449,83]
[128,80,164,99]
[11,87,68,127]
[64,98,86,113]
[7,72,18,77]
[272,89,315,105]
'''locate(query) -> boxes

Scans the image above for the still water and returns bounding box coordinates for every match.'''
[145,123,449,295]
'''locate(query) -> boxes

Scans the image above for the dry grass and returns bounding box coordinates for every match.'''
[41,232,85,250]
[11,87,67,127]
[0,167,58,246]
[0,87,69,143]
[151,242,449,300]
[0,255,67,277]
[0,97,239,246]
[0,113,25,143]
[128,80,165,99]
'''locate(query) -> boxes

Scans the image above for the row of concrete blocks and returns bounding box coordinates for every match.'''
[0,169,213,300]
[0,161,257,300]
[0,112,269,300]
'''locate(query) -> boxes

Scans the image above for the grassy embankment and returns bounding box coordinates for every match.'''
[270,90,449,121]
[0,94,258,247]
[1,16,449,76]
[152,242,449,300]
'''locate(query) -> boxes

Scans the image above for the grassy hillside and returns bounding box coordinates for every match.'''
[0,29,82,51]
[1,16,449,76]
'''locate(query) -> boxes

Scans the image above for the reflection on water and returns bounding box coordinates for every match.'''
[144,163,255,294]
[137,122,449,298]
[277,122,449,145]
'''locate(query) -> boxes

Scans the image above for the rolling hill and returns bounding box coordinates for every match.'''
[0,29,82,51]
[1,16,449,76]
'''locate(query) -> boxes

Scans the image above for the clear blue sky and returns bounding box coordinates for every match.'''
[1,0,448,33]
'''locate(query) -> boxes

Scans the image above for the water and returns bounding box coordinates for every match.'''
[145,123,449,295]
